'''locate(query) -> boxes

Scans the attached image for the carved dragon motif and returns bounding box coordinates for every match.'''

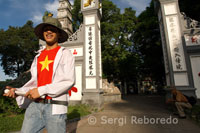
[181,12,200,29]
[68,24,84,42]
[84,0,94,7]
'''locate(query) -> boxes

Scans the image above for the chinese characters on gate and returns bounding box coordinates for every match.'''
[166,15,186,71]
[86,26,96,76]
[88,27,94,76]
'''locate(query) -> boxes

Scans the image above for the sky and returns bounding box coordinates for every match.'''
[0,0,151,81]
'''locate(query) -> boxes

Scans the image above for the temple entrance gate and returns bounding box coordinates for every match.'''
[59,0,103,106]
[155,0,200,98]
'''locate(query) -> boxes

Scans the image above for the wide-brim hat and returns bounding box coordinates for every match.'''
[34,16,68,43]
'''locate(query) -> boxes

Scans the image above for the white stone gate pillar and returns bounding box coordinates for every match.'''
[154,0,196,97]
[81,0,103,107]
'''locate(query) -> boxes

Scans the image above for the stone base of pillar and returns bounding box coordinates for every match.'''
[81,90,104,109]
[69,100,82,106]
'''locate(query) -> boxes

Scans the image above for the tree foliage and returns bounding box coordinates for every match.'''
[133,1,165,83]
[71,0,83,31]
[0,21,39,77]
[101,0,139,82]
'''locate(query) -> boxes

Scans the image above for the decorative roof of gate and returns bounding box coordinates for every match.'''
[65,24,84,44]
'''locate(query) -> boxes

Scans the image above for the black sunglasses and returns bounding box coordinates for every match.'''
[43,26,59,33]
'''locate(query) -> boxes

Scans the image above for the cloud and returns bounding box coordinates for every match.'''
[31,0,60,25]
[44,0,59,17]
[31,0,74,24]
[118,0,150,15]
[32,12,43,24]
[6,0,73,25]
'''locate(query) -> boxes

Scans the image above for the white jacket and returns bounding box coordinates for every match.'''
[16,47,75,115]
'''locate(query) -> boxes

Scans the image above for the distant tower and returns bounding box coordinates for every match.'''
[57,0,73,36]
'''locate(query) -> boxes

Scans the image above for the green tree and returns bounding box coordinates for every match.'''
[133,1,165,83]
[101,0,139,82]
[0,21,39,77]
[101,0,122,79]
[71,0,83,31]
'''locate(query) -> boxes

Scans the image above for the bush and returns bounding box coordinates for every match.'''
[0,72,31,114]
[0,96,24,115]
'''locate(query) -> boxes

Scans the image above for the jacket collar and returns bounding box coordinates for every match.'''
[35,45,45,58]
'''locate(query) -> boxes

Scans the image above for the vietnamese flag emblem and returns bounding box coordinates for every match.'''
[68,87,78,96]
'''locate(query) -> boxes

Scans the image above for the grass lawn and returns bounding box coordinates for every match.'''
[0,104,92,133]
[67,104,92,120]
[0,114,24,133]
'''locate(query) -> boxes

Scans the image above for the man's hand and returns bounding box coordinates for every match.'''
[25,88,40,100]
[3,86,17,98]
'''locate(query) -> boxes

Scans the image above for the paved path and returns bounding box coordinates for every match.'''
[67,95,200,133]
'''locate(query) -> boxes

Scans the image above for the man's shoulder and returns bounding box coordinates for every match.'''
[60,47,74,58]
[61,47,71,53]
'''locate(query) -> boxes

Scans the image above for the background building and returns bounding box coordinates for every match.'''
[57,0,73,36]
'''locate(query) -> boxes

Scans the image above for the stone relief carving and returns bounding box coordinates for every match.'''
[184,34,200,46]
[181,12,200,29]
[68,24,84,42]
